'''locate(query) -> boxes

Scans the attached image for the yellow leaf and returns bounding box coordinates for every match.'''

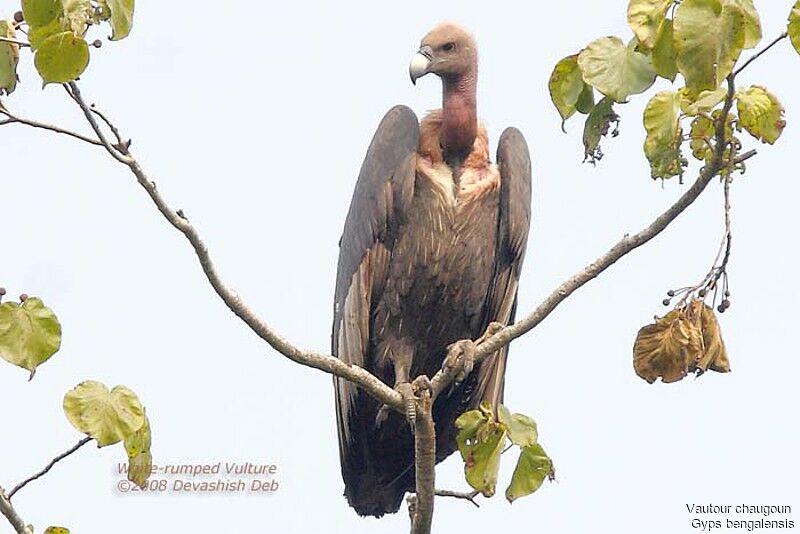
[790,1,800,56]
[725,0,761,49]
[0,20,19,95]
[628,0,673,48]
[689,115,715,161]
[124,411,153,488]
[643,90,685,179]
[578,36,656,102]
[736,85,786,144]
[63,381,145,446]
[674,0,745,95]
[548,54,592,124]
[652,18,678,81]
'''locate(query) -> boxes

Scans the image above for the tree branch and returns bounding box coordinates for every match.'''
[431,75,740,396]
[410,389,435,534]
[0,108,103,146]
[7,436,93,500]
[61,82,404,412]
[434,489,480,508]
[0,489,32,534]
[7,67,742,534]
[733,32,788,77]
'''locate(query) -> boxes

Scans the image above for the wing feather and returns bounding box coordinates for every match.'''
[475,127,532,408]
[333,106,419,458]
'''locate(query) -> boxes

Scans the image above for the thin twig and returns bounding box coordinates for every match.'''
[89,104,127,150]
[0,110,103,146]
[434,489,480,508]
[0,36,29,47]
[7,437,93,500]
[733,33,788,77]
[0,489,32,534]
[65,83,131,164]
[733,149,757,165]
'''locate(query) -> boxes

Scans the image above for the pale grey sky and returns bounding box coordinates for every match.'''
[2,1,798,533]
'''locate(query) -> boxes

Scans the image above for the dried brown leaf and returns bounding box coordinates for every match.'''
[633,310,703,383]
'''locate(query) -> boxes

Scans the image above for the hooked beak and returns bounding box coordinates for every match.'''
[409,45,434,85]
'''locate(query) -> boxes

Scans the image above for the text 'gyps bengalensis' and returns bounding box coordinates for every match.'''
[333,22,532,517]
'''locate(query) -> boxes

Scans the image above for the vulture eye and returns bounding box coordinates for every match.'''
[442,42,456,52]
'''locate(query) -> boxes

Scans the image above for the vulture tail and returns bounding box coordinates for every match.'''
[340,392,416,517]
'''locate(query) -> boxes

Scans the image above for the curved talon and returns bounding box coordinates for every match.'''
[412,375,433,398]
[443,339,477,389]
[478,322,504,343]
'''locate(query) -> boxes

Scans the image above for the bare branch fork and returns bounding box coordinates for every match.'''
[0,490,32,534]
[0,33,774,529]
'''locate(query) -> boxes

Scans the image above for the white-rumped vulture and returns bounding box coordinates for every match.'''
[332,22,532,517]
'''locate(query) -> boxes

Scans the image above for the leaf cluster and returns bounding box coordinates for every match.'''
[0,293,154,496]
[549,0,797,176]
[455,403,554,503]
[0,0,134,91]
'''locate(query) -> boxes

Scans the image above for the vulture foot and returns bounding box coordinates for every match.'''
[478,321,505,343]
[373,377,433,433]
[443,340,477,389]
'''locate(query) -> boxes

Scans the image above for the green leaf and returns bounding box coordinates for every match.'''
[736,85,786,144]
[627,0,673,49]
[726,0,761,49]
[578,36,656,102]
[63,381,145,446]
[0,20,19,95]
[125,411,152,489]
[582,96,619,164]
[34,30,89,84]
[100,0,134,40]
[456,408,506,497]
[575,84,595,114]
[0,297,62,378]
[788,1,800,57]
[643,90,685,179]
[21,0,62,28]
[548,54,592,125]
[44,528,70,534]
[505,444,554,503]
[652,18,678,81]
[673,0,745,95]
[29,17,66,50]
[498,405,538,448]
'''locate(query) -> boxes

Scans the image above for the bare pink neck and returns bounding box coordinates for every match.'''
[441,70,477,157]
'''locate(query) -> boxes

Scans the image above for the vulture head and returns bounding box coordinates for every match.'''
[409,22,478,85]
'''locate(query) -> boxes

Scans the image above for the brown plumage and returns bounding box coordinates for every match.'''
[332,23,532,517]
